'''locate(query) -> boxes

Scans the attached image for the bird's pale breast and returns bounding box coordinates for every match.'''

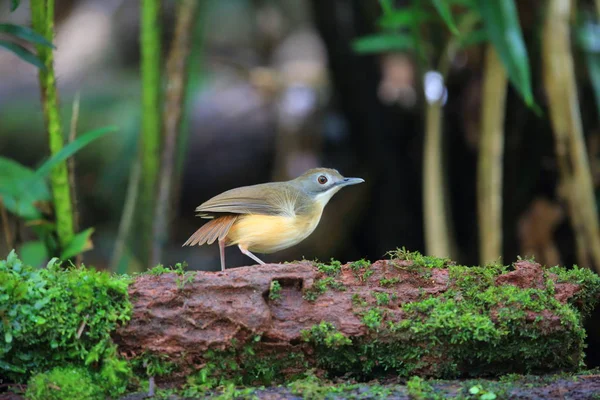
[226,212,322,254]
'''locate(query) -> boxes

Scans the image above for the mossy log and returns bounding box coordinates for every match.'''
[113,254,600,386]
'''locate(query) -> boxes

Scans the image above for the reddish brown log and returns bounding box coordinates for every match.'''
[112,259,597,383]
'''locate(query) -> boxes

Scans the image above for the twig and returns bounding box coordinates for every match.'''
[0,197,13,250]
[68,92,82,265]
[142,359,156,397]
[110,157,142,272]
[76,314,89,339]
[151,0,200,267]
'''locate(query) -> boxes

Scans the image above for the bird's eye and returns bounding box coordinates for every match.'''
[317,175,328,184]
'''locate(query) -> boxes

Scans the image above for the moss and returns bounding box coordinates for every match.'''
[379,277,400,287]
[350,259,371,270]
[373,291,390,306]
[304,277,346,301]
[0,250,132,387]
[146,262,186,275]
[352,293,368,307]
[361,308,384,331]
[183,337,309,395]
[269,280,282,301]
[301,321,353,348]
[547,264,600,317]
[316,258,343,276]
[132,351,177,378]
[350,259,373,281]
[302,258,599,380]
[406,376,444,400]
[463,382,503,399]
[287,372,391,400]
[388,247,453,268]
[26,366,104,400]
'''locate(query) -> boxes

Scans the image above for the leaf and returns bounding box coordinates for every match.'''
[352,33,414,54]
[475,0,537,109]
[19,241,48,267]
[378,8,434,29]
[0,157,51,219]
[5,331,12,344]
[10,0,20,12]
[34,126,119,179]
[0,24,55,48]
[60,228,94,260]
[0,40,45,70]
[432,0,459,34]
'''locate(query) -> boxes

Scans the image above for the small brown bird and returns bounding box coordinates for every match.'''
[183,168,364,270]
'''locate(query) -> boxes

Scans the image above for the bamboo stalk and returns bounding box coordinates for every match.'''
[543,0,600,272]
[31,0,75,251]
[477,46,507,265]
[151,0,199,267]
[139,0,162,267]
[423,99,452,258]
[422,13,480,259]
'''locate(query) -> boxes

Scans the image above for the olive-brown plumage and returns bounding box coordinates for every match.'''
[183,168,364,270]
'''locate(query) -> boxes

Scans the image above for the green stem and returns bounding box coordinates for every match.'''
[139,0,162,267]
[31,0,74,251]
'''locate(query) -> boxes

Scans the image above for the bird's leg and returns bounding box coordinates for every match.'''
[218,238,226,271]
[238,244,266,265]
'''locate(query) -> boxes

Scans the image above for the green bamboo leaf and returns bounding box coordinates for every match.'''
[352,33,414,54]
[378,9,434,29]
[34,126,119,179]
[0,40,45,70]
[10,0,21,11]
[0,24,55,48]
[19,241,49,267]
[475,0,536,109]
[0,157,50,219]
[431,0,459,34]
[60,228,94,260]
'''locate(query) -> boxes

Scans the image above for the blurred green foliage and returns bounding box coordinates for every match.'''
[353,0,536,109]
[0,127,117,264]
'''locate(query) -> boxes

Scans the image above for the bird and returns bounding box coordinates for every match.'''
[182,168,364,270]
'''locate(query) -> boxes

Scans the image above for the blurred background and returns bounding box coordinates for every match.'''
[1,0,600,363]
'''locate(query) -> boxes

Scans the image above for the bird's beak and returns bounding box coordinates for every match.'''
[337,177,365,187]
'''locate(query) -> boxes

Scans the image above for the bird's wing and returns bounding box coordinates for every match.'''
[195,183,298,217]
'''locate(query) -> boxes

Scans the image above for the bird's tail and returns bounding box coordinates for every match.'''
[182,215,237,247]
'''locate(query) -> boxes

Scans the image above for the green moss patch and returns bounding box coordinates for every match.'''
[0,250,132,397]
[299,255,600,380]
